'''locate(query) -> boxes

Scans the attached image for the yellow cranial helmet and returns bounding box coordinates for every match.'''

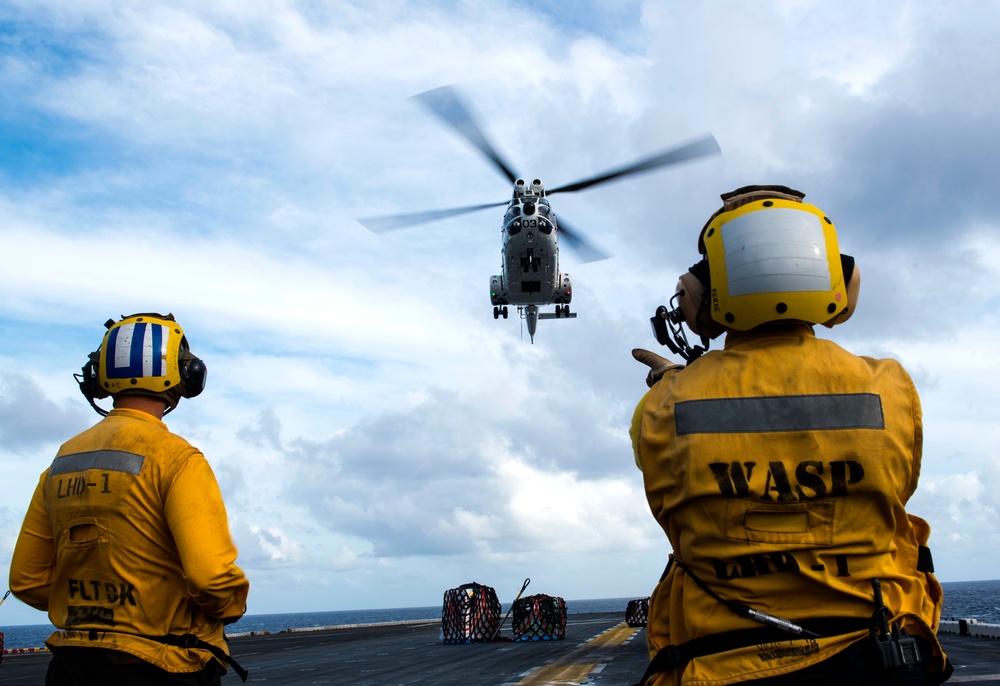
[97,313,186,395]
[78,313,207,415]
[697,185,854,331]
[650,186,859,362]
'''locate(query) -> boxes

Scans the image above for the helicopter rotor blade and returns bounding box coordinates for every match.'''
[413,85,520,185]
[547,135,721,196]
[358,200,508,233]
[556,216,611,264]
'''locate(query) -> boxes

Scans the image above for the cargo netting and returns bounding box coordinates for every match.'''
[625,597,649,627]
[441,582,501,644]
[512,593,566,641]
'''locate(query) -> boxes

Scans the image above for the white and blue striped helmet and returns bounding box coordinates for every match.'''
[81,313,206,413]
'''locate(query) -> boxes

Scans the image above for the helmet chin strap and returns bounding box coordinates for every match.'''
[75,355,110,417]
[75,379,110,417]
[72,383,179,418]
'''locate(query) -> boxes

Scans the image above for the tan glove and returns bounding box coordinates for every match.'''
[632,348,684,388]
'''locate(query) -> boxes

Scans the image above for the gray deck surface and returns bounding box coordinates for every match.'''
[1,613,997,685]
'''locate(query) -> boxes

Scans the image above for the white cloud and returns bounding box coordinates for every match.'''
[908,460,1000,580]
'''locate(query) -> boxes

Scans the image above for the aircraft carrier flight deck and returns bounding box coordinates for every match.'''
[2,613,998,685]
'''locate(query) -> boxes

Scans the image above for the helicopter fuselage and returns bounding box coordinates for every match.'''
[490,179,572,310]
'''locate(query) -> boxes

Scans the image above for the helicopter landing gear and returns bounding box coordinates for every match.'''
[555,304,570,317]
[494,306,500,320]
[502,306,508,319]
[494,306,509,320]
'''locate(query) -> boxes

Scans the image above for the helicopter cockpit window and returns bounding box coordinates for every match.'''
[505,206,521,222]
[537,203,551,217]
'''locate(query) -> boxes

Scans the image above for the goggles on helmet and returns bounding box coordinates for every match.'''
[701,198,848,331]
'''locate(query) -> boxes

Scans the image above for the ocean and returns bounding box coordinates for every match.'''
[2,581,997,652]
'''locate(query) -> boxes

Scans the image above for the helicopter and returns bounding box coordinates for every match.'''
[358,85,721,342]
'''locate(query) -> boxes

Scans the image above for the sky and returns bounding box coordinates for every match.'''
[1,0,999,627]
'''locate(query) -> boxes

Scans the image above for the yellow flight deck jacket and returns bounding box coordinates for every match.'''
[630,322,946,686]
[10,407,249,674]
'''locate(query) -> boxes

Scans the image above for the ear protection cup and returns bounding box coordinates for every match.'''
[78,318,117,403]
[676,261,726,341]
[822,254,861,328]
[180,352,207,398]
[77,351,104,402]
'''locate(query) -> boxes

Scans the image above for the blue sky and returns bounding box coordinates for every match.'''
[2,0,999,627]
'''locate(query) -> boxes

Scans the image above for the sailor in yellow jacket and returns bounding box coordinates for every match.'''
[630,187,950,685]
[10,313,250,685]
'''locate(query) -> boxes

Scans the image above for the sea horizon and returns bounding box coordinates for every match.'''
[3,581,999,652]
[1,596,637,651]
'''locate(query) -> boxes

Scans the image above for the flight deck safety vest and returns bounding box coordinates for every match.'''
[10,408,249,675]
[630,323,947,686]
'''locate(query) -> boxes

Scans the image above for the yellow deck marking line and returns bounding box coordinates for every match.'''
[515,623,640,685]
[946,676,1000,683]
